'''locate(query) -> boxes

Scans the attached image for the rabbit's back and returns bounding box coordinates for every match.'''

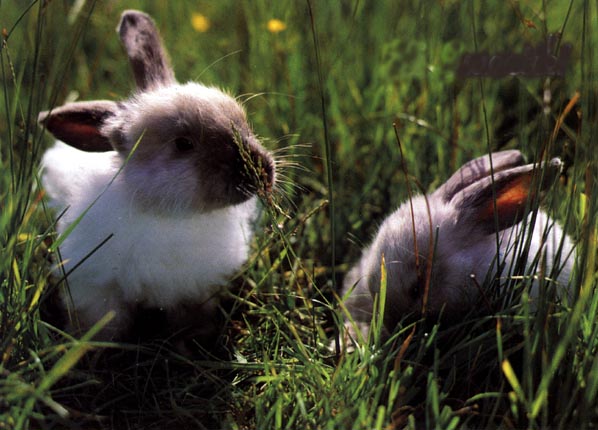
[41,141,121,210]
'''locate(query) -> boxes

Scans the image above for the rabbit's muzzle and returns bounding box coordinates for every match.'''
[199,134,275,210]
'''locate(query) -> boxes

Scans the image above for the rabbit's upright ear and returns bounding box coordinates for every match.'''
[435,150,526,202]
[118,10,176,90]
[38,101,119,152]
[451,158,562,232]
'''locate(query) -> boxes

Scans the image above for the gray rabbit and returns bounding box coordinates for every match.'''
[341,150,574,345]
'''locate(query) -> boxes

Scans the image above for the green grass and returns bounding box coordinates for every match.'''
[1,0,597,429]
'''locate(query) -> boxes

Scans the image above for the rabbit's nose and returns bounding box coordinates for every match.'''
[256,150,275,190]
[245,138,275,192]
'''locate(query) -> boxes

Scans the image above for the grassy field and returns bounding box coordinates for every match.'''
[1,1,597,429]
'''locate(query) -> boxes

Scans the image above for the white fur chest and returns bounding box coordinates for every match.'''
[42,142,257,313]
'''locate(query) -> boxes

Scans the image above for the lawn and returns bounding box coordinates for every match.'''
[1,1,597,429]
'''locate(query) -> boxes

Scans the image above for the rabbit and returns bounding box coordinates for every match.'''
[39,10,275,342]
[340,150,574,345]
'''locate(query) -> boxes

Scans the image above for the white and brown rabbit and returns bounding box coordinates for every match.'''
[39,10,275,341]
[340,150,574,345]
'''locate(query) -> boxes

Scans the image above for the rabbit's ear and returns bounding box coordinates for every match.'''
[435,150,526,202]
[118,10,176,90]
[38,101,119,152]
[451,158,562,232]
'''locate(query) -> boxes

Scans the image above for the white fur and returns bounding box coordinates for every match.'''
[42,141,257,334]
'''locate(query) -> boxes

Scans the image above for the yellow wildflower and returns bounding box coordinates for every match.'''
[267,19,286,33]
[191,13,210,33]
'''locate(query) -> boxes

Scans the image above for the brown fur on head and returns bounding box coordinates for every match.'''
[38,10,275,213]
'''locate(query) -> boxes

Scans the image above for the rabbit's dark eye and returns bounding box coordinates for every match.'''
[174,137,194,152]
[408,283,420,300]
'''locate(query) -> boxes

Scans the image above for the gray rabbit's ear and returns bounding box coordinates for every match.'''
[434,150,526,202]
[38,101,119,152]
[118,10,176,90]
[450,158,562,232]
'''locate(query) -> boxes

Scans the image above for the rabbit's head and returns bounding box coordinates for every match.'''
[364,151,563,327]
[38,10,274,213]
